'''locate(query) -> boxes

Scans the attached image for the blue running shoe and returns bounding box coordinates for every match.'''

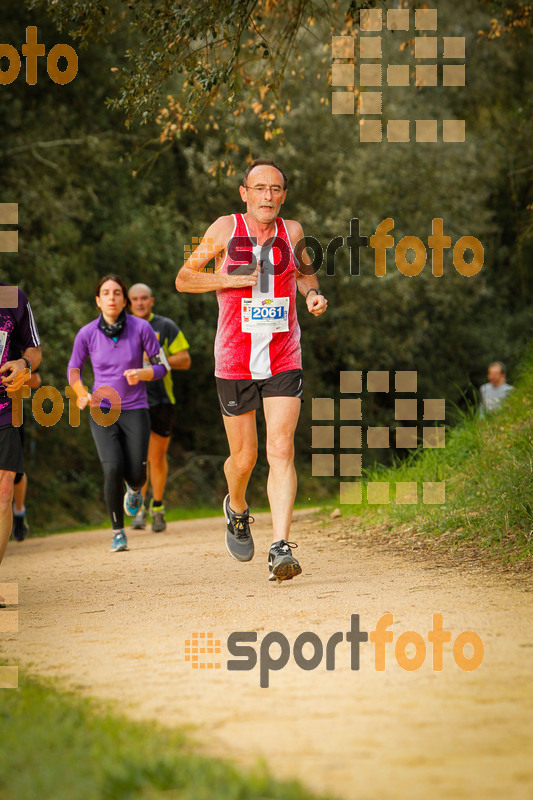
[124,484,143,517]
[110,530,129,552]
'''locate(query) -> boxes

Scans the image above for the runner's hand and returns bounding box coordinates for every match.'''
[77,394,91,410]
[307,293,328,317]
[224,267,261,288]
[123,369,141,385]
[0,359,30,390]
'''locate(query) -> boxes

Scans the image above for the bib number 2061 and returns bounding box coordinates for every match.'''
[251,305,284,320]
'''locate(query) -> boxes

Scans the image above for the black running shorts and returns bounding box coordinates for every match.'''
[149,403,174,438]
[0,424,24,479]
[216,369,303,416]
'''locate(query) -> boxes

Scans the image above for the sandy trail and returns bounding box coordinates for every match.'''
[1,509,532,800]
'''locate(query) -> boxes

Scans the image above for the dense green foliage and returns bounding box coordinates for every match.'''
[0,0,531,529]
[27,0,532,133]
[343,346,533,559]
[0,672,332,800]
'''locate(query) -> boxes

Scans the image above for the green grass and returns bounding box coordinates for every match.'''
[48,505,228,535]
[0,672,334,800]
[339,349,533,560]
[30,497,322,538]
[164,496,322,523]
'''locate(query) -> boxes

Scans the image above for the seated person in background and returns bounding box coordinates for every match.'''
[479,361,514,417]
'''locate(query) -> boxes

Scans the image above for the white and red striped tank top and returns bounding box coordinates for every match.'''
[214,213,302,380]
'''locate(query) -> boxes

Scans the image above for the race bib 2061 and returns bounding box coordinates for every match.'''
[241,297,289,333]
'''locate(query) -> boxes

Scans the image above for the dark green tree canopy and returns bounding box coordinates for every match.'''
[29,0,531,133]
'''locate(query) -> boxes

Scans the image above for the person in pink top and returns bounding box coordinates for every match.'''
[176,158,328,583]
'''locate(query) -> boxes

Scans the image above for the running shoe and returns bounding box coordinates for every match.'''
[12,514,29,542]
[110,530,129,552]
[150,501,167,533]
[223,494,255,562]
[131,505,147,530]
[268,540,302,583]
[123,484,143,517]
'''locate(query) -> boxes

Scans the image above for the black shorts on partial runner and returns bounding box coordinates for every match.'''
[0,424,24,479]
[216,369,304,416]
[149,403,174,438]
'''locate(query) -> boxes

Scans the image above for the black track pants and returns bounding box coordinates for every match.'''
[90,408,150,530]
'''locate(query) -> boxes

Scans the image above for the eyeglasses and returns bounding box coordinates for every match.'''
[244,184,285,196]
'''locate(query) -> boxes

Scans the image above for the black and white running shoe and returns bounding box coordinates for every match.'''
[268,540,302,583]
[223,494,255,562]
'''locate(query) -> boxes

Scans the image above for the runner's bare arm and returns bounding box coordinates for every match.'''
[142,349,190,370]
[286,220,328,318]
[175,216,259,293]
[22,346,42,372]
[26,370,42,389]
[168,350,191,370]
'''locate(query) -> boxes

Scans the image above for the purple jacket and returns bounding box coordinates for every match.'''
[67,314,167,411]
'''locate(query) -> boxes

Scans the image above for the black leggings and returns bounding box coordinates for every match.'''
[90,408,150,530]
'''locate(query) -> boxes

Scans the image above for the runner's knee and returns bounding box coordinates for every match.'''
[266,436,294,465]
[149,450,167,470]
[126,464,147,491]
[228,447,257,476]
[0,473,15,509]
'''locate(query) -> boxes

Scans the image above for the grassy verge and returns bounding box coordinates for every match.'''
[338,350,533,561]
[0,672,333,800]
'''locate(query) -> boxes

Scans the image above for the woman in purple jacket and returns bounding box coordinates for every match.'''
[68,275,169,552]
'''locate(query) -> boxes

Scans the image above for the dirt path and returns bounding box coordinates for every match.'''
[1,510,532,800]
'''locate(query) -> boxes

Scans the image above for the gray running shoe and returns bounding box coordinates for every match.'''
[151,503,167,533]
[131,506,147,530]
[223,494,254,562]
[268,540,302,583]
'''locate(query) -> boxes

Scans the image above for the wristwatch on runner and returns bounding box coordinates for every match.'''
[21,356,32,372]
[306,287,323,298]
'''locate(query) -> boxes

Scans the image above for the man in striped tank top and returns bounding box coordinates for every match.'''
[176,159,327,583]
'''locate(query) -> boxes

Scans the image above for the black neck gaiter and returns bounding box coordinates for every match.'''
[98,309,127,339]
